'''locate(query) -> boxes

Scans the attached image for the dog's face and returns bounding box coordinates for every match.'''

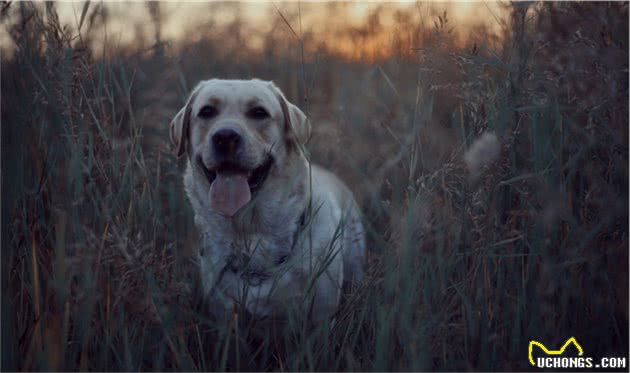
[170,79,310,217]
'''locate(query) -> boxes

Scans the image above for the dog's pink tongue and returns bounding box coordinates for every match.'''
[209,174,251,217]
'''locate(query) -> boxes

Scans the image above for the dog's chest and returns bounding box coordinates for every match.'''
[199,217,298,272]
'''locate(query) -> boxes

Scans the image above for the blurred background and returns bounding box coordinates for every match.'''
[1,1,628,371]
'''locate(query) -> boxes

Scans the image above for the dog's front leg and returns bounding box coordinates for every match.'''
[198,236,238,319]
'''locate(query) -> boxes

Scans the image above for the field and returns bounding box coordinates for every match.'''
[1,2,628,371]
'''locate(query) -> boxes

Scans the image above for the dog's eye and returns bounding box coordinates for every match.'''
[246,107,270,120]
[198,106,218,119]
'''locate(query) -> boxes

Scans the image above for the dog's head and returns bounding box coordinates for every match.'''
[170,79,310,218]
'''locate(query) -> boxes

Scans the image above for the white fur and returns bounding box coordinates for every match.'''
[170,79,365,321]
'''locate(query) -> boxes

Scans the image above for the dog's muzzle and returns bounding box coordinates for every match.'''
[196,154,273,217]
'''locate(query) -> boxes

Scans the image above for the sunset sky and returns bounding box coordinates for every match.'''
[1,2,508,59]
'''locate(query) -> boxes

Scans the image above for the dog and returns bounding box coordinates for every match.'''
[169,79,365,321]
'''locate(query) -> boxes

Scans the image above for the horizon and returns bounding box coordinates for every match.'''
[1,2,508,60]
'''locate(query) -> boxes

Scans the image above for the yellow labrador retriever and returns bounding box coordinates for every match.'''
[170,79,365,321]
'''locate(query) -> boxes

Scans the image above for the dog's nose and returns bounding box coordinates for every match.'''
[212,128,241,157]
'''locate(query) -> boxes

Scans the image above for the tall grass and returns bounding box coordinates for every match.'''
[1,2,628,371]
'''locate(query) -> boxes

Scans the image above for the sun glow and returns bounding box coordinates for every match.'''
[1,2,507,61]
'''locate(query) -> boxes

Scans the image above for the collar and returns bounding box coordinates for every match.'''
[277,206,309,266]
[295,207,309,245]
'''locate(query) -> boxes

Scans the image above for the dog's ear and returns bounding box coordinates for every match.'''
[169,107,186,157]
[286,101,310,146]
[170,84,202,158]
[269,82,311,148]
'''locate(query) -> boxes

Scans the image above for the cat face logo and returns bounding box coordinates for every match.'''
[528,337,584,366]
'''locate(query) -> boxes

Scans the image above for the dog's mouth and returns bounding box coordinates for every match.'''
[196,155,273,192]
[196,155,274,217]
